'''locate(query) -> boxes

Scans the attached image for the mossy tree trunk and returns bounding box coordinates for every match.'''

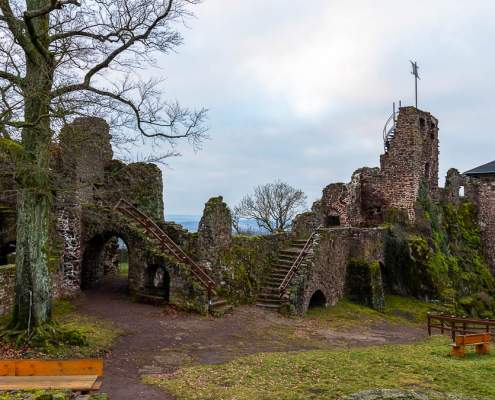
[10,0,54,330]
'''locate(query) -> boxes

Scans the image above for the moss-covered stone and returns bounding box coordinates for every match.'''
[345,259,385,310]
[384,182,495,317]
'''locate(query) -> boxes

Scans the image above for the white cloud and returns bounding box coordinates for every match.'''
[142,0,495,214]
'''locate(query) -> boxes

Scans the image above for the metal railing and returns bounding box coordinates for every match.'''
[114,198,217,296]
[278,227,320,296]
[427,313,495,341]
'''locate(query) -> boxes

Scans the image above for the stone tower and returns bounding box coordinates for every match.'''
[379,106,439,220]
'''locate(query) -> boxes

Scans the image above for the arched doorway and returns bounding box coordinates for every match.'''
[308,290,327,309]
[144,264,170,301]
[81,233,130,290]
[325,209,341,227]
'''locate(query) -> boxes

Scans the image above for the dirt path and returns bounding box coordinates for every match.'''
[75,278,427,400]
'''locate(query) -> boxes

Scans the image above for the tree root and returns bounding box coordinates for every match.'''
[0,320,88,348]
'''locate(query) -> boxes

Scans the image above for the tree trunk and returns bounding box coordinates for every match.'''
[10,0,54,330]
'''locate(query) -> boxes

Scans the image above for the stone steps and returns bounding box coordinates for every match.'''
[256,238,311,311]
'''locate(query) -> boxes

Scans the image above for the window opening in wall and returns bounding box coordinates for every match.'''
[425,163,430,177]
[459,186,465,197]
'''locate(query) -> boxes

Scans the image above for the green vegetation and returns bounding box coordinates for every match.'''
[119,261,129,276]
[345,259,384,311]
[305,295,448,330]
[144,336,495,400]
[384,183,494,318]
[1,299,119,358]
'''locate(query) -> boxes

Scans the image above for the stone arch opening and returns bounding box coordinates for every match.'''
[81,232,130,290]
[308,290,327,309]
[0,205,16,266]
[325,209,341,227]
[144,264,170,301]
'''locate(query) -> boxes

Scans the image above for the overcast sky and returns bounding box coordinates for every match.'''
[148,0,495,216]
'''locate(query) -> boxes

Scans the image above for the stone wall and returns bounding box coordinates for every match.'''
[287,227,385,314]
[0,265,15,316]
[317,107,439,229]
[472,175,495,274]
[197,196,232,270]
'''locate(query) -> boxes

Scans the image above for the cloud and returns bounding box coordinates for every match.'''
[143,0,495,214]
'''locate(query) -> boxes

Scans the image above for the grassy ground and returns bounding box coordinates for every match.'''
[305,295,451,329]
[144,335,495,400]
[0,299,120,359]
[119,261,129,276]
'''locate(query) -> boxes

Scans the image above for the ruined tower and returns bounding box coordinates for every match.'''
[317,106,440,228]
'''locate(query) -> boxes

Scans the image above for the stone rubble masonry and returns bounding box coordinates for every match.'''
[197,196,233,275]
[0,117,199,316]
[288,227,385,315]
[0,265,15,316]
[317,107,439,229]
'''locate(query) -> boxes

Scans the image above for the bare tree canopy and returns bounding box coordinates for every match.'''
[234,181,307,234]
[0,0,208,159]
[0,0,207,335]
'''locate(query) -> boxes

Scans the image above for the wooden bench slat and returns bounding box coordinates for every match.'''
[0,359,103,377]
[0,375,98,391]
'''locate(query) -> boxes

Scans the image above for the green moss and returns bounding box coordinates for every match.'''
[345,259,385,310]
[384,182,494,317]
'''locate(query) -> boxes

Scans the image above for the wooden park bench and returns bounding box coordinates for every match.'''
[0,359,103,393]
[451,333,491,357]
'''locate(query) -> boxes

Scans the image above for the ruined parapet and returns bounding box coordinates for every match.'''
[58,117,113,205]
[464,161,495,274]
[197,196,232,268]
[103,160,164,221]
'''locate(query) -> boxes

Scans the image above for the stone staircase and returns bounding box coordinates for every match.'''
[256,238,311,310]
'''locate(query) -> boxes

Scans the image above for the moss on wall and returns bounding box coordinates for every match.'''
[384,182,495,317]
[345,259,384,311]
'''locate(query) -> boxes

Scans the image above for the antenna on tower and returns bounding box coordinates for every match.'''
[410,60,420,109]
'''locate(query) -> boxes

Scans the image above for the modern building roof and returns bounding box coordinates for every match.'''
[464,160,495,176]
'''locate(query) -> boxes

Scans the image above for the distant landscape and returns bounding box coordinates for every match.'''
[167,215,265,234]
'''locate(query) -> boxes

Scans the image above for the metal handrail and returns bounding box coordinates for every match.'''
[382,111,399,151]
[278,226,321,296]
[114,198,217,295]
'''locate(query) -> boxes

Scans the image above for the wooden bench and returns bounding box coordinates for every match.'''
[0,359,103,393]
[451,333,491,357]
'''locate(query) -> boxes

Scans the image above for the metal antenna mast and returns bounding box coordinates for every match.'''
[410,60,420,108]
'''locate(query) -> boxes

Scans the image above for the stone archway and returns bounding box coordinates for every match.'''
[81,232,131,290]
[308,290,327,309]
[144,264,170,301]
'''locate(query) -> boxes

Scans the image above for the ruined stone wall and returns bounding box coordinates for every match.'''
[317,107,439,229]
[473,175,495,274]
[0,265,15,316]
[379,107,439,219]
[288,227,385,314]
[197,196,232,269]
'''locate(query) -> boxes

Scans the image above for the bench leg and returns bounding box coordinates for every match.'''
[452,345,465,357]
[476,343,490,355]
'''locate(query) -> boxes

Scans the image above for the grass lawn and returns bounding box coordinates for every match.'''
[144,335,495,400]
[304,295,451,329]
[0,299,120,359]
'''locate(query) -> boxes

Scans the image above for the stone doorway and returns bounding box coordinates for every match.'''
[144,264,170,301]
[308,290,327,309]
[81,233,130,290]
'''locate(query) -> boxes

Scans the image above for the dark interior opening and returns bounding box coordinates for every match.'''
[81,233,129,290]
[0,241,15,265]
[145,264,170,301]
[308,290,327,309]
[419,118,426,129]
[424,162,430,177]
[325,210,341,227]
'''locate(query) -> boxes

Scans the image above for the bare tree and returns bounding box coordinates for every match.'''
[234,181,307,234]
[0,0,207,337]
